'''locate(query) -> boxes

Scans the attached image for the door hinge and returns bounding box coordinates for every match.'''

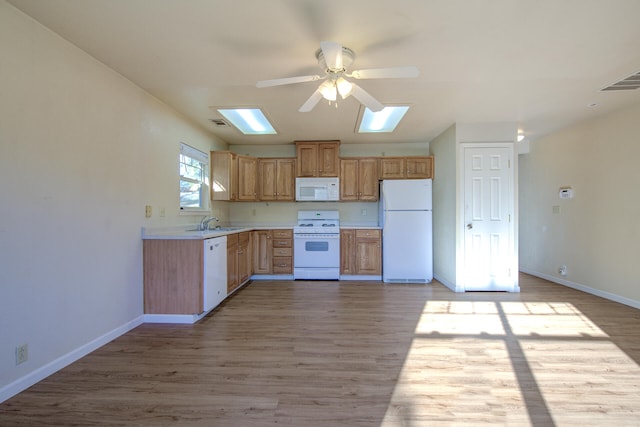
[508,159,511,168]
[508,214,511,222]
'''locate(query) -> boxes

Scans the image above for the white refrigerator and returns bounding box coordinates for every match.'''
[379,179,433,283]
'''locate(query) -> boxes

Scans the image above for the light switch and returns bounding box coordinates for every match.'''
[145,205,152,218]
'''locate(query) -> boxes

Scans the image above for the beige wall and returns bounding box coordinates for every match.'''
[519,101,640,307]
[0,2,225,400]
[429,125,457,288]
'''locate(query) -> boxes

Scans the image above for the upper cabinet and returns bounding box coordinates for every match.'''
[237,155,258,201]
[379,156,434,180]
[258,158,295,201]
[340,158,379,201]
[295,141,340,177]
[211,151,238,201]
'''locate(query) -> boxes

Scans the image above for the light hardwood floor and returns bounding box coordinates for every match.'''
[1,273,640,426]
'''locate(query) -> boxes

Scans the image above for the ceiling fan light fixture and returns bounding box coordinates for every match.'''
[319,80,337,101]
[336,77,353,99]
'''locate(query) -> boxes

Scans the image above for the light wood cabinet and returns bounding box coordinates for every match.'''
[340,229,381,276]
[340,158,379,201]
[252,230,272,274]
[271,229,293,274]
[211,151,238,201]
[237,155,258,201]
[238,232,252,284]
[258,158,295,201]
[227,234,239,292]
[143,240,203,314]
[340,229,356,275]
[379,156,434,180]
[295,141,340,177]
[252,229,293,274]
[227,231,252,293]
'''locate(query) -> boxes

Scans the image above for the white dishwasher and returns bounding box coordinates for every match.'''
[203,236,227,312]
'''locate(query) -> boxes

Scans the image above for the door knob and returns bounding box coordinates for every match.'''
[467,223,473,230]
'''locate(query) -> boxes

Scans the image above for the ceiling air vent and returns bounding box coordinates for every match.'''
[601,71,640,91]
[209,118,229,127]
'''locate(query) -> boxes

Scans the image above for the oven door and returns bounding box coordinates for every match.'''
[293,233,340,268]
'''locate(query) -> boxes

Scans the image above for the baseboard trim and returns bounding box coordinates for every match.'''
[142,313,205,324]
[339,275,382,281]
[520,268,640,310]
[433,273,464,292]
[0,315,144,404]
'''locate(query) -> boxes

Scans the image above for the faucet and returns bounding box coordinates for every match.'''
[199,216,219,231]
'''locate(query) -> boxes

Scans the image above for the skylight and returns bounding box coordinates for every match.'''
[217,108,276,135]
[358,106,410,133]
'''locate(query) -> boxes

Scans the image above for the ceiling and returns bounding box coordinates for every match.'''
[8,0,640,146]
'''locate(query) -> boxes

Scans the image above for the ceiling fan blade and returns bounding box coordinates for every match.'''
[320,41,343,71]
[256,75,321,88]
[350,83,384,112]
[350,66,419,80]
[298,89,324,112]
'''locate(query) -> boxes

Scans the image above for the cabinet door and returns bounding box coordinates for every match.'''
[238,231,252,284]
[317,142,340,176]
[226,234,239,293]
[252,230,272,274]
[238,155,258,201]
[276,159,296,200]
[340,159,359,201]
[406,157,433,179]
[358,158,379,201]
[296,143,318,177]
[355,230,381,275]
[379,158,405,179]
[340,229,356,275]
[258,159,277,201]
[211,151,238,201]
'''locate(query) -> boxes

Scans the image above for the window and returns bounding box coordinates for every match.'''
[179,143,209,212]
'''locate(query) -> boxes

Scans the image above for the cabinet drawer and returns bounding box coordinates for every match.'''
[272,229,293,239]
[273,247,292,257]
[272,257,292,273]
[272,239,292,248]
[355,229,381,239]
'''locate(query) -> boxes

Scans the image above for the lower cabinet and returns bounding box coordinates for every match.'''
[143,239,204,315]
[252,229,293,275]
[227,232,252,293]
[271,229,293,274]
[340,229,382,276]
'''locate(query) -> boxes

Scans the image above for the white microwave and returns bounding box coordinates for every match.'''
[295,177,340,201]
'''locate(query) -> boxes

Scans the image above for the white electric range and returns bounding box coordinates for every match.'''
[293,210,340,280]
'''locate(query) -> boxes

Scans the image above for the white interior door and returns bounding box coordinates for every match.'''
[463,145,514,291]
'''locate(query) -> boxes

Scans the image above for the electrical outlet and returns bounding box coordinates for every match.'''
[145,205,152,218]
[361,209,367,216]
[558,265,567,276]
[16,344,28,365]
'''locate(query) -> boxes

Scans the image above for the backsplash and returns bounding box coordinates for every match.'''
[229,201,380,227]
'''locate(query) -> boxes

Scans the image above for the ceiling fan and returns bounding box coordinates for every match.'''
[256,41,419,113]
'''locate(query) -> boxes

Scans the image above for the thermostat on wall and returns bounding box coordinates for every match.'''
[559,187,574,199]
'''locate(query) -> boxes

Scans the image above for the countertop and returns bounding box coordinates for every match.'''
[142,224,381,240]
